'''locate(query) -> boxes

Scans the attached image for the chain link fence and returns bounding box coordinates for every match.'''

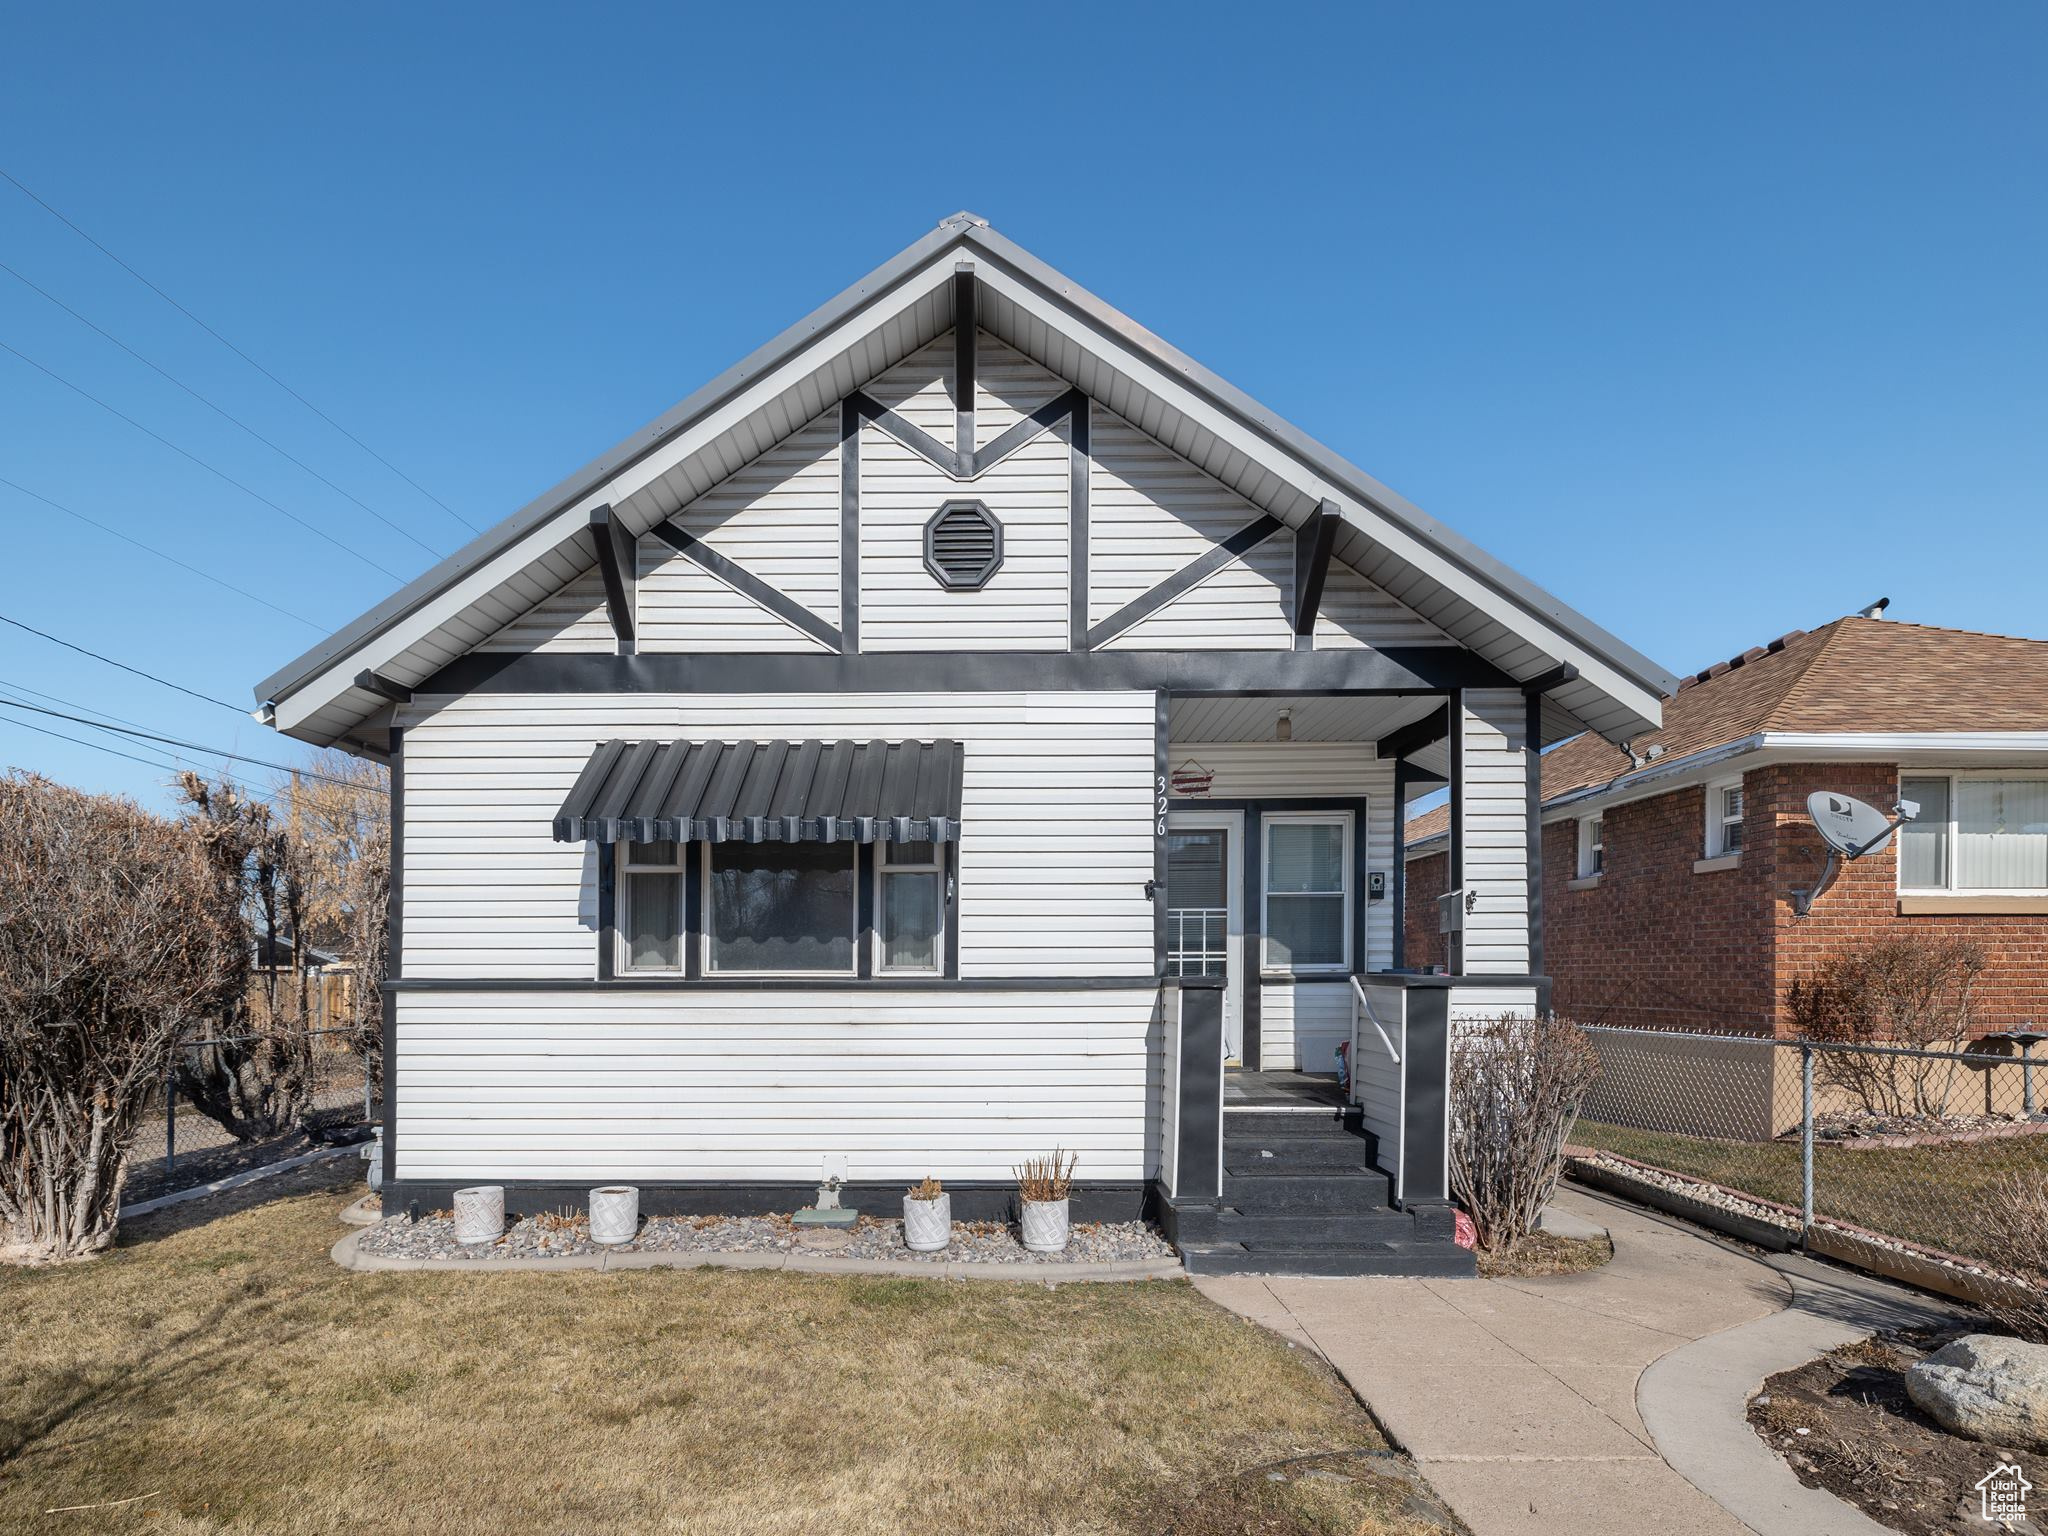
[124,1028,373,1207]
[1568,1023,2048,1270]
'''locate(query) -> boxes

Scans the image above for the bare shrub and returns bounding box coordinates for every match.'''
[1015,1150,1077,1202]
[1971,1174,2048,1343]
[0,773,244,1262]
[1788,935,1986,1117]
[1449,1015,1601,1253]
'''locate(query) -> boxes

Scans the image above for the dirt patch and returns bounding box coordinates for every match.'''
[1476,1231,1612,1279]
[1161,1451,1460,1535]
[1750,1326,2033,1535]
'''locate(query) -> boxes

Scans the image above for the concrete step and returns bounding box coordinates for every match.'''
[1221,1168,1393,1209]
[1179,1239,1476,1278]
[1175,1208,1419,1245]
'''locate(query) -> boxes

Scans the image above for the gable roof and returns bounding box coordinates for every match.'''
[1404,615,2048,845]
[254,213,1675,749]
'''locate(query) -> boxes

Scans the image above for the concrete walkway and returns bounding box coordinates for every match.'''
[1195,1188,1958,1536]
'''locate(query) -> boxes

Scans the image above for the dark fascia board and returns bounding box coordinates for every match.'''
[257,211,1676,714]
[253,216,979,706]
[951,221,1679,703]
[1376,702,1450,762]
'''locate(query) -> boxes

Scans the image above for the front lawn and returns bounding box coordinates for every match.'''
[0,1168,1445,1536]
[1572,1118,2048,1263]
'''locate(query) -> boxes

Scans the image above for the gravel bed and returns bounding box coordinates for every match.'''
[354,1208,1177,1266]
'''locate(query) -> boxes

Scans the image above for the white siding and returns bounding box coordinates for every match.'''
[667,408,840,625]
[857,421,1070,651]
[865,332,1065,449]
[1104,531,1294,650]
[1450,984,1539,1021]
[1170,741,1377,800]
[1261,982,1351,1074]
[1353,980,1407,1198]
[634,548,832,652]
[393,986,1165,1184]
[1459,688,1531,974]
[1313,563,1451,649]
[476,567,614,653]
[1087,406,1269,629]
[398,690,1156,980]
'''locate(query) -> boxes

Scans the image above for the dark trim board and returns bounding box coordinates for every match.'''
[377,1178,1159,1226]
[588,503,636,652]
[424,646,1516,698]
[1086,516,1285,649]
[1291,502,1339,647]
[385,974,1164,993]
[649,521,843,651]
[839,400,861,650]
[382,727,403,1189]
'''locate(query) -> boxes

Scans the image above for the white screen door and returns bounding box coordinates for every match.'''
[1167,809,1244,1063]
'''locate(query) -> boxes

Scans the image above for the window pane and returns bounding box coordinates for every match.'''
[623,871,680,970]
[881,870,939,970]
[1723,818,1744,853]
[884,840,936,867]
[708,842,855,972]
[1267,822,1342,893]
[1955,780,2048,891]
[1268,893,1344,968]
[1900,777,1949,888]
[1167,829,1227,909]
[626,839,679,868]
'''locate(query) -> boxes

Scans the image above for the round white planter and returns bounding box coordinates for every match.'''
[589,1186,639,1246]
[1019,1196,1070,1254]
[451,1184,505,1245]
[902,1192,951,1251]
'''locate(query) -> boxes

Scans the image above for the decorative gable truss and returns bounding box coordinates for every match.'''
[479,314,1445,659]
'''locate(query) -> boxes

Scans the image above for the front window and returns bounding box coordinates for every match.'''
[1262,814,1350,972]
[618,840,684,973]
[1902,775,2048,892]
[877,841,944,973]
[706,841,857,973]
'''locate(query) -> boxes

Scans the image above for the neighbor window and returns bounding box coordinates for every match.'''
[877,841,944,973]
[1901,774,2048,892]
[1262,813,1350,972]
[1577,816,1604,878]
[706,841,857,973]
[618,840,684,973]
[1705,778,1745,858]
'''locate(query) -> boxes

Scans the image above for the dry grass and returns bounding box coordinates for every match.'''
[1475,1231,1613,1279]
[0,1167,1451,1536]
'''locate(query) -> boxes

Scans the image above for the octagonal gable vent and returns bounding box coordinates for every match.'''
[923,500,1003,590]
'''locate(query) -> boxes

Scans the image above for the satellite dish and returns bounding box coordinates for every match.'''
[1795,792,1920,915]
[1807,792,1902,859]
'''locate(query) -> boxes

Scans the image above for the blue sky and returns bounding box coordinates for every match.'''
[2,4,2042,810]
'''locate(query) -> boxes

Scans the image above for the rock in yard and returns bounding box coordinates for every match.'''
[1905,1334,2048,1451]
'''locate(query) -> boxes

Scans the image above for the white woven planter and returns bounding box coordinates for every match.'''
[902,1192,951,1252]
[1019,1196,1070,1253]
[451,1185,504,1245]
[589,1186,639,1246]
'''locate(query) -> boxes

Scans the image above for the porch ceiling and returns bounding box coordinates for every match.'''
[1167,693,1441,745]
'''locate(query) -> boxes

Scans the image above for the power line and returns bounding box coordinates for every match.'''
[0,166,479,536]
[0,475,323,628]
[0,611,247,713]
[0,703,192,777]
[0,691,388,793]
[0,256,447,558]
[0,335,406,580]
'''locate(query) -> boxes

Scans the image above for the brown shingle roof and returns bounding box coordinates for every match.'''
[1404,616,2048,844]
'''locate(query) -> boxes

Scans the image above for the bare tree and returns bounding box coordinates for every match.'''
[1788,934,1986,1118]
[1449,1015,1602,1253]
[0,773,244,1262]
[284,750,389,1089]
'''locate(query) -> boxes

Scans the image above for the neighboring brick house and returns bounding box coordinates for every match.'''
[1403,614,2048,1034]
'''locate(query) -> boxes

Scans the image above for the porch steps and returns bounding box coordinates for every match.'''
[1171,1101,1474,1278]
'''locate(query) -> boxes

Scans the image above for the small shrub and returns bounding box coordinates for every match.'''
[1449,1015,1601,1253]
[1016,1150,1076,1202]
[908,1175,944,1201]
[1972,1173,2048,1343]
[1788,934,1986,1117]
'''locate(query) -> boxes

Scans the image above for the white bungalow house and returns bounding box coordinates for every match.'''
[253,214,1671,1274]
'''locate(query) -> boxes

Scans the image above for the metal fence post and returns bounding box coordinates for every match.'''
[1799,1042,1814,1245]
[164,1069,176,1178]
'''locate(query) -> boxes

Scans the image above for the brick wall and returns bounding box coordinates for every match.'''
[1760,762,2048,1031]
[1405,849,1449,970]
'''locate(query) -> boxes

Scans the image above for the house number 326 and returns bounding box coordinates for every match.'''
[1156,773,1168,836]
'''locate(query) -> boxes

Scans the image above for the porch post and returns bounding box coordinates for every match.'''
[1172,976,1226,1202]
[1400,984,1452,1206]
[1445,688,1465,974]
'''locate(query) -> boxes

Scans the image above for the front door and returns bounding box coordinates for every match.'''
[1166,810,1244,1063]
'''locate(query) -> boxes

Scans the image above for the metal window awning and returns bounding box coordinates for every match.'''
[550,739,964,845]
